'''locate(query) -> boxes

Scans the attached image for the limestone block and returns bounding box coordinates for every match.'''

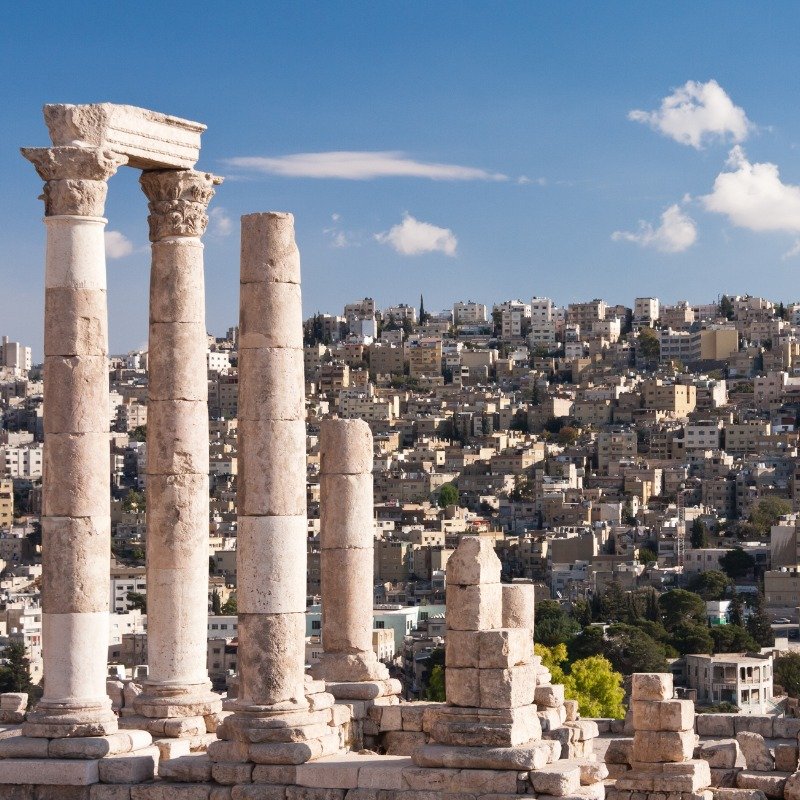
[429,704,542,747]
[237,346,305,422]
[632,729,695,763]
[90,787,134,800]
[631,673,673,702]
[295,752,370,788]
[774,718,800,738]
[710,769,741,788]
[311,654,387,683]
[146,400,208,475]
[240,212,300,284]
[354,757,408,790]
[248,733,341,765]
[142,473,208,568]
[734,717,774,739]
[326,682,392,702]
[774,743,798,772]
[445,582,502,631]
[106,680,124,710]
[378,706,403,732]
[400,704,425,732]
[412,741,552,770]
[0,758,100,784]
[695,741,740,769]
[529,763,582,796]
[49,731,151,759]
[45,287,108,356]
[736,733,774,772]
[632,699,693,732]
[564,699,579,722]
[736,771,789,799]
[42,431,109,517]
[319,419,373,475]
[123,682,142,707]
[400,765,459,791]
[154,736,191,760]
[147,326,207,403]
[573,759,609,784]
[604,736,633,764]
[131,786,213,800]
[238,419,307,517]
[237,515,307,614]
[236,612,307,707]
[149,240,205,324]
[211,762,254,784]
[319,548,374,653]
[535,684,565,709]
[0,693,27,713]
[40,515,110,614]
[164,717,206,738]
[285,789,346,800]
[0,735,49,758]
[538,707,563,731]
[319,475,374,550]
[653,760,712,791]
[448,767,519,793]
[383,730,426,755]
[239,281,303,350]
[207,739,250,762]
[444,667,480,707]
[501,583,536,632]
[240,722,331,744]
[697,714,736,737]
[44,355,109,434]
[785,772,800,800]
[480,663,537,708]
[98,747,158,783]
[446,536,502,585]
[251,764,298,784]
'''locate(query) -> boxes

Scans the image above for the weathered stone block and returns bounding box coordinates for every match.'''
[98,747,158,783]
[631,730,695,763]
[695,741,740,769]
[736,771,789,799]
[383,731,426,756]
[446,536,502,585]
[529,763,582,796]
[734,717,773,739]
[0,758,100,785]
[736,732,773,772]
[445,582,503,631]
[631,673,673,702]
[773,743,798,773]
[444,667,480,707]
[158,754,213,782]
[412,741,551,770]
[696,714,736,738]
[211,762,254,785]
[535,684,565,709]
[479,663,537,709]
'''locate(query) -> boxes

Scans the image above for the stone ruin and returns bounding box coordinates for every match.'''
[0,102,611,798]
[12,100,800,800]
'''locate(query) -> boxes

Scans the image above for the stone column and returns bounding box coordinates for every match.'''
[233,212,308,711]
[134,169,223,728]
[20,145,127,738]
[312,418,387,682]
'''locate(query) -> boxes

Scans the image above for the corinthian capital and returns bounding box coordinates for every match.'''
[140,169,223,241]
[20,146,128,217]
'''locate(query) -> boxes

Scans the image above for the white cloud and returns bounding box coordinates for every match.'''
[225,151,507,181]
[208,207,233,237]
[104,230,134,259]
[375,214,457,256]
[783,240,800,260]
[612,204,697,253]
[701,146,800,232]
[629,80,752,148]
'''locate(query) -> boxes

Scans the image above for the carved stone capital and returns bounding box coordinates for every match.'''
[140,169,223,241]
[20,146,128,216]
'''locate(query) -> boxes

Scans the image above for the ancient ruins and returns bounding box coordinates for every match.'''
[5,102,800,800]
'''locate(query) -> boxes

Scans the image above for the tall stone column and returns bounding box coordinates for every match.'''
[234,212,308,711]
[212,213,345,766]
[312,418,387,682]
[20,145,127,737]
[134,169,223,728]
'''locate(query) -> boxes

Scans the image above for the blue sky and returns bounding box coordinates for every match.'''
[3,2,800,355]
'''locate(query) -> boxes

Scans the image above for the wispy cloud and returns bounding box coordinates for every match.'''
[208,207,233,237]
[701,146,800,233]
[225,151,508,181]
[375,214,457,256]
[105,230,134,259]
[612,203,697,253]
[629,80,752,149]
[323,213,359,249]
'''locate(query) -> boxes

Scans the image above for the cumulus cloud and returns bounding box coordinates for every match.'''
[208,207,233,237]
[375,214,457,256]
[700,146,800,234]
[629,80,752,148]
[612,204,697,253]
[225,151,507,181]
[104,230,134,259]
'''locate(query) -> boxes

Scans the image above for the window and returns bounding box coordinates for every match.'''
[311,621,321,630]
[376,621,385,629]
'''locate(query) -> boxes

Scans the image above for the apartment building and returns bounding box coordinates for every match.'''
[0,480,12,530]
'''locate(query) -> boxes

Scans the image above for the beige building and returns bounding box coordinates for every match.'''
[642,379,696,416]
[407,338,443,378]
[685,653,773,714]
[0,480,12,530]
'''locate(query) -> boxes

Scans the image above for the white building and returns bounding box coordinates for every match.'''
[685,653,774,714]
[0,444,43,478]
[453,301,488,325]
[634,297,660,326]
[1,337,32,374]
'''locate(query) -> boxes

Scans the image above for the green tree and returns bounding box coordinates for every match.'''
[603,624,669,674]
[719,295,735,320]
[659,589,707,629]
[749,496,792,536]
[688,570,731,601]
[729,593,744,627]
[534,642,568,684]
[567,626,605,662]
[438,483,459,508]
[710,624,758,654]
[670,622,714,655]
[638,547,658,564]
[0,642,31,693]
[563,655,626,719]
[746,592,774,647]
[775,653,800,698]
[719,548,756,580]
[690,519,709,549]
[122,489,145,513]
[211,588,222,615]
[126,592,147,613]
[600,582,628,623]
[221,595,237,615]
[425,664,446,701]
[557,426,579,446]
[638,327,660,360]
[534,601,580,647]
[570,598,593,627]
